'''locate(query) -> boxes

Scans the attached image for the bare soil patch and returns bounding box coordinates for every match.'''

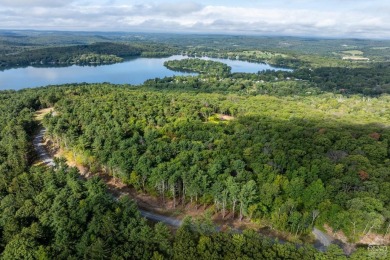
[34,107,53,121]
[217,114,235,121]
[324,224,389,247]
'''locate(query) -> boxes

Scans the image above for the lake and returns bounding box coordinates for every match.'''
[0,55,291,90]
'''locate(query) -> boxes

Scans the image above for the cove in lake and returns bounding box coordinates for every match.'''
[0,55,291,90]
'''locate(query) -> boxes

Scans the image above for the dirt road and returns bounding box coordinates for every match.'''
[33,128,55,167]
[313,228,333,251]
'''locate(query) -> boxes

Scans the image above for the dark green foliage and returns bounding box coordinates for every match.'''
[171,223,333,260]
[291,63,390,95]
[0,89,166,259]
[0,42,177,69]
[0,163,169,259]
[0,42,134,68]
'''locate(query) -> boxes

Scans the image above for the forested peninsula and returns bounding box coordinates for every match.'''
[0,42,175,69]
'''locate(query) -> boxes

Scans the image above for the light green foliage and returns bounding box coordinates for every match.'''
[75,53,123,64]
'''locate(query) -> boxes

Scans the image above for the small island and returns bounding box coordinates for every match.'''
[164,58,231,77]
[75,53,123,64]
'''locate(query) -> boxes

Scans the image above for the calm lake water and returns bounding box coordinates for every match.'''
[0,55,290,90]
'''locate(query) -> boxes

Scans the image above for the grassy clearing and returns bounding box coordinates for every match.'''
[342,50,364,56]
[241,50,288,58]
[371,47,390,50]
[34,107,53,122]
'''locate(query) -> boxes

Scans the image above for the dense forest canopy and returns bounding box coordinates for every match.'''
[2,86,381,259]
[1,31,390,259]
[40,84,390,243]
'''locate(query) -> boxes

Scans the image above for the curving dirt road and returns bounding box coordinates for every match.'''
[139,209,182,227]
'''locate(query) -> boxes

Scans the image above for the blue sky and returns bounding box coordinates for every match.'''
[0,0,389,39]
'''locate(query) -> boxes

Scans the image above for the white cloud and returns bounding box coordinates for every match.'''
[150,2,203,16]
[0,0,74,7]
[0,1,389,38]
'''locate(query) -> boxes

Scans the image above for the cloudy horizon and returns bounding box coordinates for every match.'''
[1,0,389,39]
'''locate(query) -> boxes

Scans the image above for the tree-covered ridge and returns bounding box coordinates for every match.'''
[290,63,390,95]
[2,31,390,57]
[2,31,390,72]
[42,84,390,244]
[0,42,177,69]
[164,58,231,77]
